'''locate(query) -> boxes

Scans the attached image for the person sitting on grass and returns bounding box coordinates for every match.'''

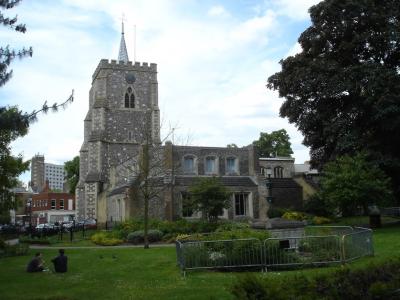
[51,249,68,273]
[26,252,45,273]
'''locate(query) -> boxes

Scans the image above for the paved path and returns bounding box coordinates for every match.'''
[29,243,175,249]
[4,238,19,246]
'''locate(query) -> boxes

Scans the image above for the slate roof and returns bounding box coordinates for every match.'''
[108,184,129,196]
[85,172,104,183]
[108,176,257,196]
[175,176,257,187]
[268,178,301,188]
[108,177,164,196]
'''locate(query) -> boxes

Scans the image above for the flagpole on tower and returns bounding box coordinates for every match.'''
[134,24,136,63]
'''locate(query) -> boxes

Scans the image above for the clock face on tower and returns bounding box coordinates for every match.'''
[125,72,136,84]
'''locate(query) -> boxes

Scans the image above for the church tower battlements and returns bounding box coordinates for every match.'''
[76,25,160,221]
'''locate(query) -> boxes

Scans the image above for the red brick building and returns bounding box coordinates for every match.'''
[31,181,76,224]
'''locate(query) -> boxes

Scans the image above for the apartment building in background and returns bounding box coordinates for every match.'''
[31,154,66,192]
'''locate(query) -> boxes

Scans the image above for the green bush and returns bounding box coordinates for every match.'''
[304,193,332,217]
[91,232,123,246]
[215,221,249,232]
[177,229,270,242]
[127,229,163,244]
[231,257,400,299]
[267,207,288,218]
[312,216,332,225]
[231,274,280,300]
[282,211,307,221]
[114,218,251,241]
[19,236,52,245]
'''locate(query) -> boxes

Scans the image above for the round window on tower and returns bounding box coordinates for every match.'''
[125,73,136,84]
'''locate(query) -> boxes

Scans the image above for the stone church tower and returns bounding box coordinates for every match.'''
[76,24,160,221]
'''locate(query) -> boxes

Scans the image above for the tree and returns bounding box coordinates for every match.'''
[188,177,231,222]
[1,0,32,86]
[227,143,238,148]
[252,129,293,157]
[64,156,79,194]
[0,1,73,214]
[319,152,393,217]
[267,0,400,199]
[124,108,165,249]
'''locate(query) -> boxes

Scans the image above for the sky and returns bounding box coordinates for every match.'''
[1,0,321,184]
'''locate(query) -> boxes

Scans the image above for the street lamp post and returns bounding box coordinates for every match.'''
[27,198,32,236]
[265,169,273,204]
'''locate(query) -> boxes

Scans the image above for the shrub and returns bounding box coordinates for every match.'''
[19,236,52,245]
[312,216,332,225]
[282,211,307,221]
[113,219,143,238]
[127,229,163,244]
[114,218,249,241]
[231,274,280,300]
[91,232,123,246]
[215,221,249,232]
[267,207,287,218]
[304,193,332,217]
[176,229,270,242]
[231,257,400,299]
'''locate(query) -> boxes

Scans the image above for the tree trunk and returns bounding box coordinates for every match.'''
[144,195,149,249]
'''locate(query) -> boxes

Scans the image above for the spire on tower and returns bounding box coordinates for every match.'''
[118,20,129,63]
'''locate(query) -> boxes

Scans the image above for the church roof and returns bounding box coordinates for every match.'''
[174,176,258,187]
[118,21,129,63]
[107,176,257,197]
[85,172,104,183]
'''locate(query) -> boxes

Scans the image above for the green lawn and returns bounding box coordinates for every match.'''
[0,224,399,300]
[329,215,399,227]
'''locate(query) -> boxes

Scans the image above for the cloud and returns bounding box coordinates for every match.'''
[272,0,321,20]
[1,0,312,186]
[285,42,303,58]
[208,5,230,18]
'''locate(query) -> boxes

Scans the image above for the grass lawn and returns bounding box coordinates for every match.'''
[0,224,399,300]
[329,215,399,227]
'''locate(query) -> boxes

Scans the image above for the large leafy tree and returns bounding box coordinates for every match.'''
[188,177,231,222]
[267,0,400,199]
[319,152,393,217]
[64,156,79,194]
[0,1,73,214]
[253,129,293,157]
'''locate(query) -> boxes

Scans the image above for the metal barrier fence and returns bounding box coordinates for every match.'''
[176,226,373,275]
[342,227,374,262]
[382,207,400,217]
[264,234,342,268]
[176,238,264,274]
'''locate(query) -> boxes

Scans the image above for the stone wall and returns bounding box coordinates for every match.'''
[78,59,159,220]
[172,145,258,176]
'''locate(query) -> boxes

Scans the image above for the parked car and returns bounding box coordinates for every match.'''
[35,223,51,230]
[77,218,97,229]
[0,224,19,234]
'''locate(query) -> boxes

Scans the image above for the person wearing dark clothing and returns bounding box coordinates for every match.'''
[27,253,44,272]
[51,249,68,273]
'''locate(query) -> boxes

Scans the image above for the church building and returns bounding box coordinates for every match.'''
[76,25,303,224]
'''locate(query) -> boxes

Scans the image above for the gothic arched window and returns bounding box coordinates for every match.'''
[124,87,135,108]
[130,94,135,108]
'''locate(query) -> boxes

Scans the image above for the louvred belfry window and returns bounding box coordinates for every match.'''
[124,87,135,108]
